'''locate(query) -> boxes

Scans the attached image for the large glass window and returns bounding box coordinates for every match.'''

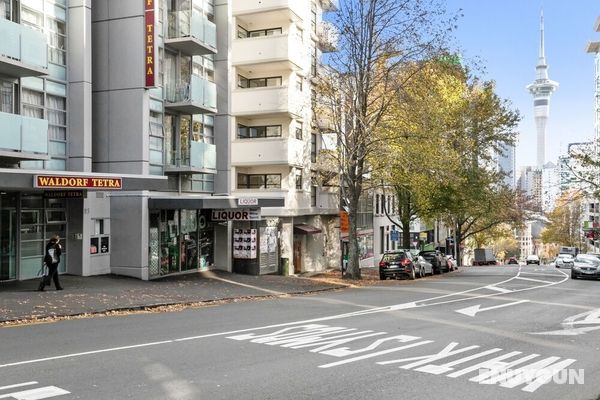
[47,17,66,66]
[238,75,282,88]
[237,124,282,138]
[0,80,14,114]
[237,174,282,189]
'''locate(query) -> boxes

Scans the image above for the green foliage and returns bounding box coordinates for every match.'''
[540,191,585,247]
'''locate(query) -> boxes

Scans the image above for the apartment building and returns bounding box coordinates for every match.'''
[0,0,340,282]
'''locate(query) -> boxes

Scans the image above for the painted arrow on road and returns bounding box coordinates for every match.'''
[455,300,530,317]
[530,308,600,336]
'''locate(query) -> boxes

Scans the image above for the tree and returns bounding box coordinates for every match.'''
[541,191,586,248]
[316,0,458,279]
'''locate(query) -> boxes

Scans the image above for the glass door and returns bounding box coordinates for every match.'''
[0,193,17,280]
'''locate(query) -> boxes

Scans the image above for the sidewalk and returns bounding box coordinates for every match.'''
[0,270,348,324]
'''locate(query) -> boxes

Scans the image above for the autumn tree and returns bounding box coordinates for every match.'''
[541,190,586,248]
[316,0,458,279]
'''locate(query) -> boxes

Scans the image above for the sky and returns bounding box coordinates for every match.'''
[444,0,599,169]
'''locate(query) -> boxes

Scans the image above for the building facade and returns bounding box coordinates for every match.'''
[0,0,340,282]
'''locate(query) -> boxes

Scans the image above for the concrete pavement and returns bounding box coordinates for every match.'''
[0,270,347,323]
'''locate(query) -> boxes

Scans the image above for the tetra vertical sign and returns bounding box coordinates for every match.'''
[144,0,156,87]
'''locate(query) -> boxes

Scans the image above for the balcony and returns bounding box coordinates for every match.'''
[232,86,303,118]
[232,138,304,167]
[317,187,339,212]
[232,34,304,71]
[0,112,49,162]
[0,18,48,77]
[233,0,305,23]
[165,10,217,55]
[165,141,216,174]
[320,0,339,12]
[316,22,338,53]
[165,75,217,114]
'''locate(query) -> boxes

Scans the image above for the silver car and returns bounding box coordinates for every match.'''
[555,254,574,269]
[572,254,600,279]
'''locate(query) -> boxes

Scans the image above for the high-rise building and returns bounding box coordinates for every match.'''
[496,142,516,188]
[0,0,340,282]
[586,16,600,144]
[526,10,558,169]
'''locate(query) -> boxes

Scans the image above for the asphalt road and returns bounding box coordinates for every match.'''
[1,265,600,400]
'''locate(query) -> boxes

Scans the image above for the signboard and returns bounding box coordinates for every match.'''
[390,230,400,242]
[211,209,261,221]
[238,197,259,206]
[419,232,428,239]
[144,0,156,87]
[35,175,122,190]
[44,190,84,198]
[339,211,349,234]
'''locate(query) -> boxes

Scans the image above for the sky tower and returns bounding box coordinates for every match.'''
[526,10,559,169]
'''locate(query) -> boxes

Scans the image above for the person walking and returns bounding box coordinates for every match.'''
[38,235,63,291]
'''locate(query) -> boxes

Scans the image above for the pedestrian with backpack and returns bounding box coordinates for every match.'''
[38,235,63,291]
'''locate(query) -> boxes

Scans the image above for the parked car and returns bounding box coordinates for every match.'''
[507,256,519,265]
[415,255,434,277]
[525,255,540,265]
[571,254,600,279]
[555,254,574,269]
[419,250,445,274]
[378,250,417,280]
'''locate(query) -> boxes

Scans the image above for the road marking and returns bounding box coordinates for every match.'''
[0,386,70,399]
[530,308,600,336]
[455,300,529,317]
[485,286,512,293]
[515,277,554,284]
[0,267,570,370]
[0,383,37,391]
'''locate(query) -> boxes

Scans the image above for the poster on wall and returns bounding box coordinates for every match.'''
[233,229,257,259]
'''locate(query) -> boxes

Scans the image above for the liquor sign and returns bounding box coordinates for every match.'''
[238,197,259,206]
[339,211,349,233]
[211,209,261,221]
[35,175,122,190]
[144,0,156,87]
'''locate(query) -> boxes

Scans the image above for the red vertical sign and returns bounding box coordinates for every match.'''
[144,0,156,87]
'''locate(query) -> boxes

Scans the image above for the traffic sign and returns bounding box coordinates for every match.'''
[390,230,400,241]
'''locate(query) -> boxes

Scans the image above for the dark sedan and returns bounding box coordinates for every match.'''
[571,254,600,280]
[379,250,417,280]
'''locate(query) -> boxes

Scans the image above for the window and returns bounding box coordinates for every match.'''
[296,75,303,92]
[237,124,282,138]
[90,219,110,255]
[311,186,317,207]
[296,171,303,190]
[296,122,303,140]
[311,133,317,163]
[380,226,385,254]
[238,27,282,38]
[237,174,282,189]
[47,17,67,65]
[238,75,282,88]
[0,80,14,114]
[375,194,379,214]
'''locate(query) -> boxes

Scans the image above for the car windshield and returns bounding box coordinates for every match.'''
[558,254,573,260]
[382,253,406,262]
[575,256,600,265]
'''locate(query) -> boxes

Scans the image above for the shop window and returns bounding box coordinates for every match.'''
[90,218,110,255]
[45,209,66,224]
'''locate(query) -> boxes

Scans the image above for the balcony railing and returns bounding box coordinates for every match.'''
[166,10,216,55]
[317,21,338,53]
[0,112,49,161]
[166,141,216,174]
[232,85,303,117]
[0,18,48,77]
[232,33,304,70]
[232,138,304,167]
[232,0,305,22]
[165,75,217,114]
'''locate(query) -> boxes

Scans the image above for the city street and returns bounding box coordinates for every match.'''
[1,265,600,399]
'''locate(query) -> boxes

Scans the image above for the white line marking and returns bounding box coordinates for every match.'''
[455,300,529,317]
[0,382,37,391]
[485,286,512,293]
[515,277,554,284]
[0,386,70,399]
[0,267,570,370]
[318,340,433,368]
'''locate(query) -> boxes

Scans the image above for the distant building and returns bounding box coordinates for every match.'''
[496,142,516,188]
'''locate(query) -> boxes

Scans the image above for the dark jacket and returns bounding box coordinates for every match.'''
[44,240,62,265]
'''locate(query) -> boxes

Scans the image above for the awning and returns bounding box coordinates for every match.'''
[294,224,322,235]
[149,196,285,210]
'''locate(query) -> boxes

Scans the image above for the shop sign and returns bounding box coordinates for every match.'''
[144,0,156,87]
[44,190,84,198]
[339,211,349,233]
[35,175,122,190]
[238,197,259,206]
[211,208,261,221]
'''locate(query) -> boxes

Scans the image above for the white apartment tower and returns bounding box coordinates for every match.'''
[526,10,558,169]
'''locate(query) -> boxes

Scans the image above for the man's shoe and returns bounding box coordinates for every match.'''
[56,287,64,291]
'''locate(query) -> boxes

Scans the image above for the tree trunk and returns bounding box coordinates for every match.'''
[344,193,362,280]
[455,224,463,267]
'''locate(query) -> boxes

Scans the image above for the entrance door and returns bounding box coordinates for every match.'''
[293,239,302,274]
[0,193,17,280]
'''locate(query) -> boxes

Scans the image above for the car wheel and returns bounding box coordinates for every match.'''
[420,267,425,278]
[409,267,416,280]
[380,274,386,280]
[571,271,577,279]
[434,266,441,275]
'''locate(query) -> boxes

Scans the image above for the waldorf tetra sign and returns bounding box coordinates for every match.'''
[34,175,123,189]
